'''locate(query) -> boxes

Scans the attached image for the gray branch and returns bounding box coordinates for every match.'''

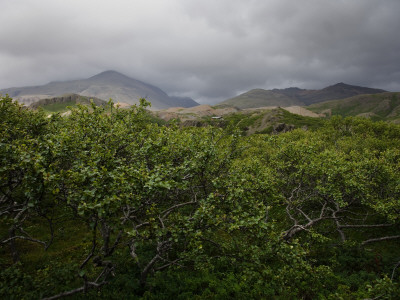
[362,235,400,246]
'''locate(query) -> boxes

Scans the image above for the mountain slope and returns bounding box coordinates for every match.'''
[297,82,387,105]
[218,89,303,108]
[219,83,387,109]
[29,94,107,113]
[0,70,199,110]
[307,92,400,122]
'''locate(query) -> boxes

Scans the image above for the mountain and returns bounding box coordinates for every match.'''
[218,83,387,109]
[296,82,387,105]
[307,92,400,122]
[217,89,300,109]
[0,70,199,110]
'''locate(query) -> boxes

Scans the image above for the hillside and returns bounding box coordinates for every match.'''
[297,82,387,105]
[307,92,400,122]
[219,83,387,109]
[29,94,107,113]
[218,89,301,108]
[155,104,323,135]
[0,70,199,110]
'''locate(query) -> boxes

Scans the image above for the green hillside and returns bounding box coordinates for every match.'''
[219,107,324,134]
[29,93,107,113]
[307,92,400,122]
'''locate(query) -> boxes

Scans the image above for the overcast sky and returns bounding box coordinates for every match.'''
[1,0,400,103]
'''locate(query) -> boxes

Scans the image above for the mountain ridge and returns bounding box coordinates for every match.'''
[307,92,400,122]
[219,83,387,109]
[0,70,199,110]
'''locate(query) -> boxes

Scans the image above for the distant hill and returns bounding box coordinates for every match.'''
[0,70,199,110]
[296,83,387,105]
[217,89,300,109]
[307,92,400,122]
[154,103,323,135]
[219,83,387,109]
[29,94,107,113]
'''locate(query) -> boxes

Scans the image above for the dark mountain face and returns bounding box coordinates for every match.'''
[0,70,199,110]
[298,83,387,105]
[219,89,302,109]
[272,87,307,98]
[220,83,387,108]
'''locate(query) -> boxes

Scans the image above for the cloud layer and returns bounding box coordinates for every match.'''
[1,0,400,103]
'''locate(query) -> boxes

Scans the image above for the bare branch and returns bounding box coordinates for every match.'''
[80,218,98,269]
[362,235,400,246]
[296,207,312,222]
[135,222,150,230]
[283,201,329,240]
[158,216,165,229]
[319,202,328,218]
[2,235,46,247]
[107,229,124,256]
[391,260,400,280]
[155,258,183,271]
[161,200,197,219]
[140,254,160,287]
[339,224,394,229]
[287,182,301,203]
[128,239,141,269]
[285,205,297,225]
[42,281,106,300]
[330,205,346,242]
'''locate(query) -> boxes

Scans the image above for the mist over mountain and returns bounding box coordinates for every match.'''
[0,71,199,110]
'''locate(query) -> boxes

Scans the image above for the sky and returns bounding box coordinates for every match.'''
[1,0,400,104]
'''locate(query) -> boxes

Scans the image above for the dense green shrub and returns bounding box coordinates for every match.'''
[1,96,399,299]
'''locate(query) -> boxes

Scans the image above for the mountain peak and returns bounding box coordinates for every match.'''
[328,82,354,88]
[89,70,130,80]
[333,82,346,86]
[324,82,386,93]
[0,70,199,109]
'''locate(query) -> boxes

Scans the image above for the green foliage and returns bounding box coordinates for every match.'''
[223,110,262,133]
[223,108,324,135]
[38,100,77,113]
[0,263,38,299]
[1,95,400,299]
[278,108,325,130]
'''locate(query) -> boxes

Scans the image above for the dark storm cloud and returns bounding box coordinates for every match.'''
[1,0,400,103]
